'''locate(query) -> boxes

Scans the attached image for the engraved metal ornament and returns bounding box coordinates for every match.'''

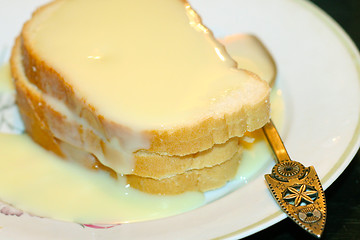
[263,120,327,238]
[272,160,306,181]
[265,166,326,237]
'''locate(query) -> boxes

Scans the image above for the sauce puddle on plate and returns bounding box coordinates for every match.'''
[0,133,205,224]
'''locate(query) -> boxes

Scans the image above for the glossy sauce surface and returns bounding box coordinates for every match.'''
[0,133,205,223]
[30,0,258,130]
[0,34,284,224]
[0,86,283,225]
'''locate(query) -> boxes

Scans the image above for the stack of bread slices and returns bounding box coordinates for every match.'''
[10,0,270,194]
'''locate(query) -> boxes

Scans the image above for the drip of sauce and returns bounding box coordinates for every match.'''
[0,33,284,224]
[0,64,13,92]
[0,64,24,134]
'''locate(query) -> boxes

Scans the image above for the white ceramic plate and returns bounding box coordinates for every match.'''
[0,0,359,239]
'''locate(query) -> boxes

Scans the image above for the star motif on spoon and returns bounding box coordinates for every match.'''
[283,184,318,207]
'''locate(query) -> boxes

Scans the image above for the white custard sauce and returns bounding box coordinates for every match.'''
[0,34,284,224]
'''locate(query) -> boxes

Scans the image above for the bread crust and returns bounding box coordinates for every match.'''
[127,151,241,195]
[19,0,271,156]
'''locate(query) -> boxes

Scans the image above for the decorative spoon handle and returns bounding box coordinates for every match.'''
[263,119,327,238]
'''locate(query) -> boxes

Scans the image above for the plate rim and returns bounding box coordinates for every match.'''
[215,0,360,238]
[0,0,359,239]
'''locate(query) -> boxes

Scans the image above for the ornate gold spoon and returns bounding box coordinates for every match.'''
[263,119,327,238]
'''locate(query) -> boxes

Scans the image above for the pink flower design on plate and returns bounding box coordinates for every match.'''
[81,224,121,229]
[0,206,24,217]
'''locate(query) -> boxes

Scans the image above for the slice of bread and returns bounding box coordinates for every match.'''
[12,37,240,178]
[58,138,242,195]
[220,34,277,87]
[127,151,242,195]
[60,138,242,195]
[18,0,270,158]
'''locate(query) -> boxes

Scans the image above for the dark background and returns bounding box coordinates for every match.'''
[243,1,360,240]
